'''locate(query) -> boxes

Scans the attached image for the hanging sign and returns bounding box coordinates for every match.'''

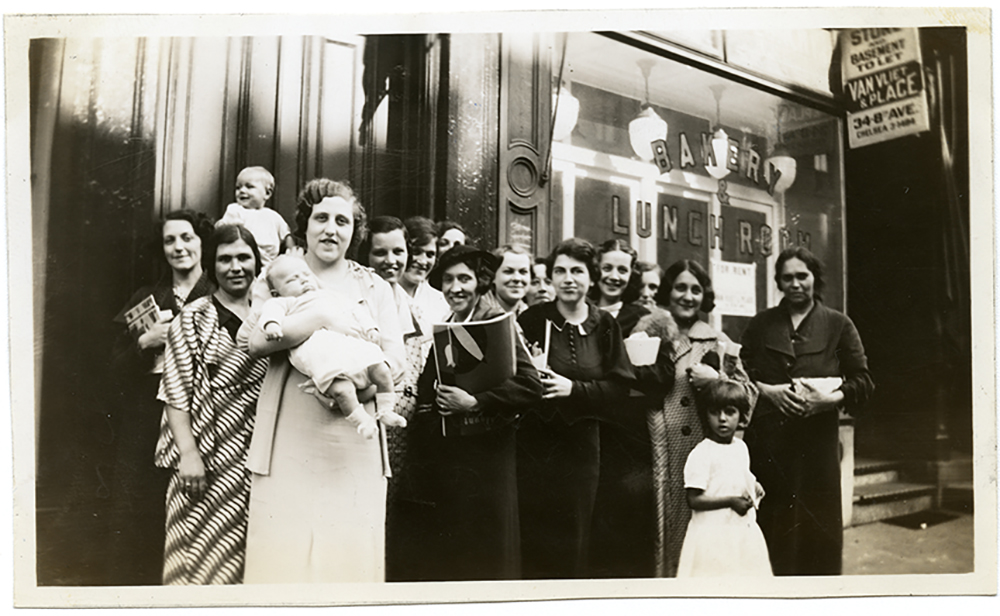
[840,28,931,148]
[711,261,757,317]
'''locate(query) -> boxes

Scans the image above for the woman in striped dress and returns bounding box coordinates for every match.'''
[155,224,267,585]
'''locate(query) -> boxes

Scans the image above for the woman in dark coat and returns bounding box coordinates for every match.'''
[741,246,874,576]
[108,209,215,585]
[517,238,635,579]
[402,245,542,581]
[587,239,662,578]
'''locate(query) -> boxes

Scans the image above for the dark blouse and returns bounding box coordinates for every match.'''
[211,295,242,342]
[111,273,215,375]
[615,302,649,337]
[518,300,635,424]
[740,299,874,417]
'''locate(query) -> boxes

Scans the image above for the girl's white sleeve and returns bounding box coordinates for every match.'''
[683,441,711,490]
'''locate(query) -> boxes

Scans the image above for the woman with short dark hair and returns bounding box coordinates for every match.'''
[401,245,542,581]
[517,238,635,579]
[156,223,267,584]
[108,208,216,585]
[741,246,873,576]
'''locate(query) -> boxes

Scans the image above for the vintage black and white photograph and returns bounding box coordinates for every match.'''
[5,6,995,608]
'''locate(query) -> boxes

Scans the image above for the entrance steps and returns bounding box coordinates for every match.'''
[850,454,973,526]
[851,458,933,526]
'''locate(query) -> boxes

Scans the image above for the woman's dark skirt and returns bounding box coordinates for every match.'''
[589,401,656,578]
[744,409,843,576]
[389,410,520,582]
[516,412,601,580]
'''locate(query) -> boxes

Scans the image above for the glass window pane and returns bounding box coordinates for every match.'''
[555,32,846,335]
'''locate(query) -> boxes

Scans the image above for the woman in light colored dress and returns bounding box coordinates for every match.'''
[238,179,404,583]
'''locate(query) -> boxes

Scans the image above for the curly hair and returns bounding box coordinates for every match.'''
[588,238,641,305]
[654,259,716,314]
[150,209,216,281]
[292,179,367,259]
[432,250,497,296]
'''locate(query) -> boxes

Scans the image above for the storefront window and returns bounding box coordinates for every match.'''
[551,31,845,341]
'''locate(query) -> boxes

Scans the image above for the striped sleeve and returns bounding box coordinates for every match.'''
[157,308,198,413]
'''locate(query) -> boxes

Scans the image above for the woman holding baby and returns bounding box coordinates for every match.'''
[238,179,405,583]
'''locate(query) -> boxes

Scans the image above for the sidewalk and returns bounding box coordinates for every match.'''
[843,510,974,575]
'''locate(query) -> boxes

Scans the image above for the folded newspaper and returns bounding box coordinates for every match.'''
[123,295,172,335]
[433,311,516,393]
[432,311,517,436]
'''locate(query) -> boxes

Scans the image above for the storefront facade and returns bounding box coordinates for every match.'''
[29,26,969,585]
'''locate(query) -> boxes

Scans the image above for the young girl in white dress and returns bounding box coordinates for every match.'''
[677,380,772,577]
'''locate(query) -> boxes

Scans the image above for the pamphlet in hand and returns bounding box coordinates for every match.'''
[124,295,172,336]
[432,311,517,395]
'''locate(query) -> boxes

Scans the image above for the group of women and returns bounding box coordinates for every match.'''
[109,176,872,585]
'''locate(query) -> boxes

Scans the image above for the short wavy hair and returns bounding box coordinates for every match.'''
[654,259,716,314]
[435,220,467,244]
[588,238,641,305]
[358,215,408,268]
[292,179,367,259]
[775,245,826,301]
[150,209,216,281]
[403,216,439,269]
[545,238,600,286]
[431,246,497,296]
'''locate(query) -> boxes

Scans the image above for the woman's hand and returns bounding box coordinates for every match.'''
[137,316,172,351]
[687,363,720,390]
[796,379,845,417]
[435,384,479,415]
[177,450,207,499]
[758,382,805,417]
[539,368,573,400]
